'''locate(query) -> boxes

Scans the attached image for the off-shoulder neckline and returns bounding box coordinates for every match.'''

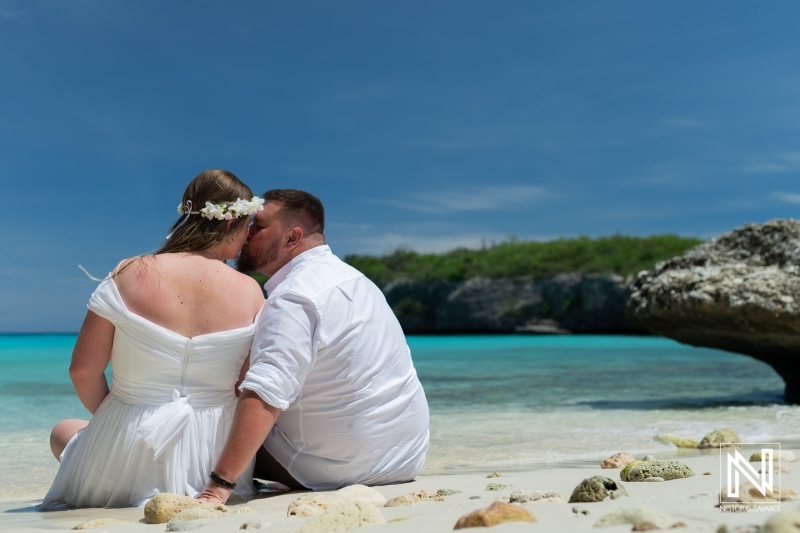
[102,278,263,341]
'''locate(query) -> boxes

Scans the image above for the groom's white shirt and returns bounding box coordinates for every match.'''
[239,245,430,490]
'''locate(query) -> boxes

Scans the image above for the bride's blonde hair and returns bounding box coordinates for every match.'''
[157,169,255,254]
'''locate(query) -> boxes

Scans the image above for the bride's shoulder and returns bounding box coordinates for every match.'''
[111,255,149,279]
[226,269,266,311]
[111,255,162,290]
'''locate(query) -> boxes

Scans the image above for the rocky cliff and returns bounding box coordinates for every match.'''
[383,273,644,335]
[626,219,800,404]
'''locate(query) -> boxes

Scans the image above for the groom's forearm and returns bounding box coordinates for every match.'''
[213,389,281,483]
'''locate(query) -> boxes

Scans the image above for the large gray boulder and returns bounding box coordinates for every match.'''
[626,219,800,403]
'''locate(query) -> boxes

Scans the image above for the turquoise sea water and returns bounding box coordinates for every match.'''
[406,335,799,472]
[1,333,799,500]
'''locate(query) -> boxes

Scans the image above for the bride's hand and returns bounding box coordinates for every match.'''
[197,481,232,504]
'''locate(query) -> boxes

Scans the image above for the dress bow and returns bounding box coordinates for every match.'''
[136,389,195,458]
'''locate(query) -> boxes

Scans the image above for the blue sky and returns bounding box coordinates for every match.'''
[3,1,800,332]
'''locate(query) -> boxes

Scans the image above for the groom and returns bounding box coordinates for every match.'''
[199,189,430,503]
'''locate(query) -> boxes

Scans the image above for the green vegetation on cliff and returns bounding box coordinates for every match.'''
[344,234,703,287]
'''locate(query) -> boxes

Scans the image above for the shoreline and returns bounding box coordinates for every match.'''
[2,452,796,532]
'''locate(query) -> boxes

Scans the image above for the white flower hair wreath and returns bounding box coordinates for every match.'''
[177,196,265,220]
[167,196,264,239]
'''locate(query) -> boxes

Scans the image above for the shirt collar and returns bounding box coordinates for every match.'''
[264,245,331,295]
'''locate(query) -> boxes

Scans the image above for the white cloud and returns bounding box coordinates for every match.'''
[334,231,559,256]
[347,233,500,255]
[742,152,800,174]
[377,185,550,214]
[327,218,560,256]
[772,192,800,205]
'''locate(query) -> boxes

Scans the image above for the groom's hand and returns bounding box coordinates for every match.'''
[197,391,281,505]
[197,480,232,504]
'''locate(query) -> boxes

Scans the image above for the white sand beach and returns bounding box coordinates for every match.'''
[2,451,797,533]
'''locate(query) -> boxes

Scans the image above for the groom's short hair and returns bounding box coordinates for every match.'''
[265,189,325,235]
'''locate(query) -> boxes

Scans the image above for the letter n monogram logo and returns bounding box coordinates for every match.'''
[727,449,773,497]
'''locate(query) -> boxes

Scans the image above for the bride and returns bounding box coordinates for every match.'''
[41,169,266,508]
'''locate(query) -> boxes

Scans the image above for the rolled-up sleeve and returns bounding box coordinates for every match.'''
[239,291,318,410]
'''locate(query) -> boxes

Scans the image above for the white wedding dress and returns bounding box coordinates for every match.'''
[41,278,258,509]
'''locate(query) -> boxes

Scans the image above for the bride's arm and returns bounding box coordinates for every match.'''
[70,311,113,414]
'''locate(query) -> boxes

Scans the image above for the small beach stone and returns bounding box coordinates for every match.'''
[485,483,507,491]
[719,526,763,533]
[751,450,795,462]
[73,518,137,529]
[643,477,664,482]
[631,522,660,531]
[642,455,657,462]
[289,485,387,517]
[486,472,503,478]
[698,428,741,449]
[385,490,444,507]
[601,452,635,469]
[530,496,567,504]
[763,506,800,532]
[453,501,537,529]
[288,491,349,517]
[593,507,674,529]
[166,521,207,532]
[335,485,388,506]
[568,476,628,503]
[469,496,481,500]
[620,460,694,482]
[720,482,797,506]
[144,493,229,524]
[240,520,269,529]
[716,526,762,533]
[296,501,385,533]
[437,489,462,497]
[761,462,791,474]
[656,434,698,448]
[509,490,564,504]
[704,472,712,475]
[572,507,590,515]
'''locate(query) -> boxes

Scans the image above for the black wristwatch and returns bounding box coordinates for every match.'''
[209,471,237,489]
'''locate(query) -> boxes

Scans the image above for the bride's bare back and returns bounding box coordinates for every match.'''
[114,253,264,338]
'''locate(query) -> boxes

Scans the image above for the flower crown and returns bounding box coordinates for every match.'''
[177,196,265,220]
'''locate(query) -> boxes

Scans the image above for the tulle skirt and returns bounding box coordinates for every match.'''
[40,392,254,509]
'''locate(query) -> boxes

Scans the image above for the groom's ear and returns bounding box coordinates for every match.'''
[285,226,304,249]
